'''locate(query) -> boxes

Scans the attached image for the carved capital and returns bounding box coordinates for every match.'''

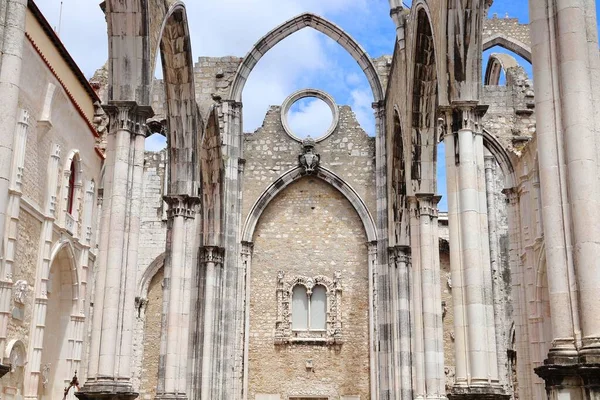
[502,187,519,205]
[389,245,411,266]
[200,246,225,266]
[164,195,200,219]
[105,101,154,137]
[241,241,254,257]
[415,193,442,217]
[449,102,488,133]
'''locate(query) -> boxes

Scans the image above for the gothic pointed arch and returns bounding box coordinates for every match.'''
[390,106,408,245]
[159,2,200,195]
[483,34,532,64]
[228,13,384,104]
[242,166,376,243]
[484,53,520,86]
[200,106,224,246]
[409,6,438,194]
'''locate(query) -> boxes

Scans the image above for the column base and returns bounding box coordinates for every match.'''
[75,382,138,400]
[154,395,187,400]
[536,362,600,399]
[448,385,510,400]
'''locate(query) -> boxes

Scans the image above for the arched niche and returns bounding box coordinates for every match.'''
[228,13,384,106]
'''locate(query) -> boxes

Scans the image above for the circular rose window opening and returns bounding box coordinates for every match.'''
[281,89,339,142]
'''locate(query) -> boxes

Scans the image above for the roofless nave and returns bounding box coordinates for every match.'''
[0,0,598,399]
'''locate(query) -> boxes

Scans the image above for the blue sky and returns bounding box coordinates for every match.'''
[33,0,598,211]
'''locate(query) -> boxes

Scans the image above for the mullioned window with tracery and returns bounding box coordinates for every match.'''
[275,271,343,345]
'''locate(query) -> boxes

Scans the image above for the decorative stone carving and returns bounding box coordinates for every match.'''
[164,194,200,220]
[12,280,28,305]
[298,137,321,174]
[92,102,109,139]
[41,363,50,388]
[275,271,343,345]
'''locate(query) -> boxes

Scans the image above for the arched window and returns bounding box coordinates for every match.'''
[291,284,328,332]
[67,161,76,214]
[310,285,327,331]
[292,285,308,330]
[276,273,342,344]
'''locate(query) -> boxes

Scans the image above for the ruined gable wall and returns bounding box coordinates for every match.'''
[242,105,376,226]
[483,16,531,48]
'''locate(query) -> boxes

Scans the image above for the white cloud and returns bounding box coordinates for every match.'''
[33,0,383,136]
[287,97,333,139]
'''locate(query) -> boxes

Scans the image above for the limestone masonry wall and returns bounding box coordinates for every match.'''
[248,177,370,399]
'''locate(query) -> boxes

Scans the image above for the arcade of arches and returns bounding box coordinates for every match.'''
[0,0,599,400]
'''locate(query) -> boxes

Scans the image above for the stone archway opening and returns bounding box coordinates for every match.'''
[39,245,78,400]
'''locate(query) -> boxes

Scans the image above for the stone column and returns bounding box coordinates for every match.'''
[199,245,225,400]
[77,102,152,400]
[530,0,600,395]
[528,0,580,365]
[241,241,253,399]
[0,3,27,308]
[484,155,510,393]
[156,195,199,400]
[373,100,390,400]
[552,0,600,362]
[392,246,412,400]
[408,196,425,400]
[445,105,507,399]
[416,194,445,399]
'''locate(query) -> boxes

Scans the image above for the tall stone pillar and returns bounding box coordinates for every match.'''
[156,195,199,400]
[0,0,26,291]
[198,245,225,400]
[484,154,510,392]
[409,194,445,400]
[530,0,600,396]
[444,105,507,399]
[389,245,412,400]
[77,102,152,400]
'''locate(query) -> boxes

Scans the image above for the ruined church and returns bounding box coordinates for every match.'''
[0,0,598,399]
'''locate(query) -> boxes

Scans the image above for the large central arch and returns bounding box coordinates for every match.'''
[228,13,384,104]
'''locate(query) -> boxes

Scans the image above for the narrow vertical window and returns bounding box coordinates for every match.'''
[292,285,308,330]
[67,161,76,214]
[310,285,327,330]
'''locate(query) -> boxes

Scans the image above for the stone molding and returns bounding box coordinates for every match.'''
[163,194,200,220]
[274,271,343,345]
